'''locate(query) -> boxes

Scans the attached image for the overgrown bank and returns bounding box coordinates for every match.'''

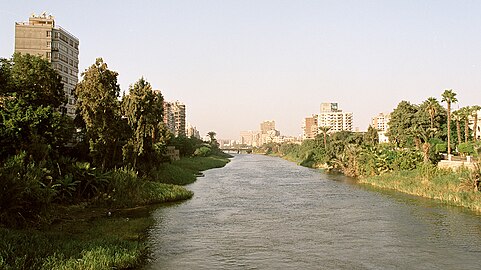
[359,165,481,212]
[0,154,231,270]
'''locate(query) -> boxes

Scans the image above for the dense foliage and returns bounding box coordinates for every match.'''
[0,54,218,227]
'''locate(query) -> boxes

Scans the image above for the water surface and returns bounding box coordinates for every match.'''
[145,155,481,269]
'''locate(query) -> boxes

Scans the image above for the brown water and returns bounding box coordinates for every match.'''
[145,154,481,269]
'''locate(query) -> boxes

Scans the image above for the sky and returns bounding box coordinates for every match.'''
[1,1,481,139]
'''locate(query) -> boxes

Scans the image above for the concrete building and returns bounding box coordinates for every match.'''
[317,102,353,133]
[239,130,260,146]
[371,112,391,143]
[260,120,276,134]
[163,101,186,137]
[15,13,79,117]
[186,123,201,139]
[302,114,318,139]
[468,109,481,140]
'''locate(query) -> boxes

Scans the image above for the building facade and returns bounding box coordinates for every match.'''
[186,123,201,139]
[317,103,353,133]
[239,130,260,146]
[302,114,318,139]
[163,101,186,137]
[371,112,391,143]
[15,13,79,117]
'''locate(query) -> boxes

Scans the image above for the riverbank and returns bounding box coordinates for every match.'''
[274,152,481,213]
[0,154,231,270]
[358,166,481,212]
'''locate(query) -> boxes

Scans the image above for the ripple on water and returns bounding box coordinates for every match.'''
[145,155,481,270]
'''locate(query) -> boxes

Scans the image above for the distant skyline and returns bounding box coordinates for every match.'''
[2,1,481,139]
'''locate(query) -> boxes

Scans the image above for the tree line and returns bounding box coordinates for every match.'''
[270,89,481,178]
[0,53,217,227]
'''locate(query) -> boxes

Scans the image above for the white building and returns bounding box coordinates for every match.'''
[317,102,353,133]
[371,112,391,143]
[15,13,79,117]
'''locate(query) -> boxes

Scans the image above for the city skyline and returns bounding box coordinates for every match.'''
[2,1,481,139]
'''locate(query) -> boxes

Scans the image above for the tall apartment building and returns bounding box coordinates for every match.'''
[15,13,79,117]
[186,123,201,139]
[302,115,318,139]
[239,130,260,146]
[260,120,276,134]
[371,112,391,143]
[317,102,353,132]
[163,101,186,137]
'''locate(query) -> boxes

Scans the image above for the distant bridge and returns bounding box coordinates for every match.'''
[220,147,253,154]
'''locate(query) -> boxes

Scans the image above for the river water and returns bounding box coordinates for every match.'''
[145,154,481,269]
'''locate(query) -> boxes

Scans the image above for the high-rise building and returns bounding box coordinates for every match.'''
[260,120,276,134]
[302,114,318,139]
[163,101,175,133]
[163,101,186,137]
[186,123,200,139]
[317,103,353,132]
[15,13,79,117]
[371,112,391,143]
[468,109,481,140]
[239,130,260,146]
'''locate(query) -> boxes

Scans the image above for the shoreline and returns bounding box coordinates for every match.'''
[275,153,481,213]
[0,154,232,270]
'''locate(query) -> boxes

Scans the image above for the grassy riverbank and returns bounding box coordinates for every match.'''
[0,154,231,270]
[359,166,481,212]
[275,151,481,213]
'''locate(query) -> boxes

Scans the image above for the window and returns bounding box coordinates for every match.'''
[46,52,51,59]
[46,31,51,37]
[46,41,51,48]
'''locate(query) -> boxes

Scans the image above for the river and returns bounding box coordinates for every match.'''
[145,154,481,269]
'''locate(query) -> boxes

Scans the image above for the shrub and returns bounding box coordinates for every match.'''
[0,153,56,227]
[458,142,475,156]
[194,146,212,157]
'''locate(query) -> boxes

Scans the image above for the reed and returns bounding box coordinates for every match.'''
[359,167,481,212]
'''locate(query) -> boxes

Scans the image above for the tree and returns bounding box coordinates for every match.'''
[452,109,462,146]
[319,126,331,148]
[122,77,164,167]
[75,58,122,170]
[386,101,419,147]
[423,97,439,129]
[1,53,66,109]
[471,105,481,142]
[364,125,379,146]
[207,131,219,148]
[441,89,458,156]
[410,124,436,163]
[458,106,471,143]
[0,54,73,161]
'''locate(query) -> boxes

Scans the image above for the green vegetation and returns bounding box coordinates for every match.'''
[0,212,153,270]
[0,54,231,269]
[269,89,481,212]
[359,165,481,212]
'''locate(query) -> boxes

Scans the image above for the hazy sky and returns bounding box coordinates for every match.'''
[1,1,481,139]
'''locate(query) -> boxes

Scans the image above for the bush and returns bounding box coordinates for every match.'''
[458,142,475,156]
[0,153,56,227]
[194,146,212,157]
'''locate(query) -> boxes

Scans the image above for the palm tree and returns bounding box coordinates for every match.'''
[411,125,436,164]
[424,97,439,129]
[207,131,216,142]
[471,105,481,142]
[441,89,458,156]
[459,106,471,143]
[319,126,331,148]
[452,110,462,146]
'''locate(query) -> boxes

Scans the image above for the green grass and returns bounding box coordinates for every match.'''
[0,213,153,270]
[359,167,481,212]
[151,155,231,185]
[0,154,231,269]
